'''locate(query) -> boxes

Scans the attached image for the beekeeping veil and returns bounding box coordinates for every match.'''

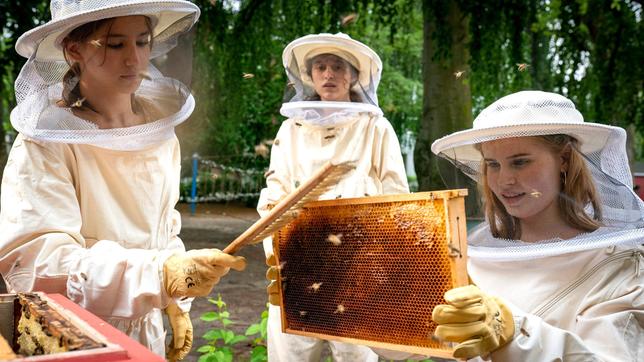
[431,91,644,261]
[11,0,199,150]
[280,33,383,126]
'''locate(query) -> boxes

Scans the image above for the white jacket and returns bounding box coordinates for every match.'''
[257,113,410,255]
[0,134,186,355]
[467,227,644,362]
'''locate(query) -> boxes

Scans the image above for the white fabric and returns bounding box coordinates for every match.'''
[466,228,644,362]
[0,134,187,356]
[15,0,200,60]
[258,113,409,361]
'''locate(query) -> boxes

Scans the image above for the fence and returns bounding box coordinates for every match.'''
[181,153,267,214]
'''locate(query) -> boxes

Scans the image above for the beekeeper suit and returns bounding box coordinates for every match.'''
[258,33,409,362]
[376,91,644,361]
[0,1,246,360]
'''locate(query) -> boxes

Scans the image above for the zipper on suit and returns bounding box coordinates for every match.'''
[532,249,642,318]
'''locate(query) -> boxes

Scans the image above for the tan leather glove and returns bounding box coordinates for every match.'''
[165,302,192,362]
[163,249,246,298]
[266,253,281,306]
[432,285,514,359]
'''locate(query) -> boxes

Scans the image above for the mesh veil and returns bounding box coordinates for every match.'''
[280,33,383,126]
[10,0,199,150]
[431,91,644,261]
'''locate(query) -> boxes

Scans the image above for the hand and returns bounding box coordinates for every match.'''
[266,253,281,306]
[165,302,192,362]
[432,285,514,359]
[163,249,246,298]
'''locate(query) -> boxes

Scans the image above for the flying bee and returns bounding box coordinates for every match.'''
[308,282,322,292]
[341,13,357,27]
[327,233,343,246]
[89,39,102,48]
[71,97,86,108]
[299,311,308,317]
[454,70,465,79]
[138,71,151,80]
[530,190,542,198]
[516,63,530,72]
[242,73,255,79]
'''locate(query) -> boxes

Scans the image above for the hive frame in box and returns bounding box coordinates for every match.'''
[273,190,469,359]
[0,292,127,361]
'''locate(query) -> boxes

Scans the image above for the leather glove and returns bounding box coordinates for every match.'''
[266,253,281,306]
[163,249,246,298]
[165,302,192,362]
[432,285,514,359]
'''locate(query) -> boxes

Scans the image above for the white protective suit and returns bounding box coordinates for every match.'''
[465,225,644,362]
[257,113,410,362]
[0,134,185,356]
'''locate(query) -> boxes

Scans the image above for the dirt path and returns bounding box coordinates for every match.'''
[176,202,266,361]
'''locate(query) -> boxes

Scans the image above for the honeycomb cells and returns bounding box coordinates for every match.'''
[275,193,465,353]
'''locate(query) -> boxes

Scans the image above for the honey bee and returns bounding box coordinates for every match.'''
[341,13,357,27]
[138,71,151,80]
[242,73,255,79]
[71,97,86,108]
[516,63,530,72]
[327,233,343,246]
[453,70,465,79]
[308,282,323,292]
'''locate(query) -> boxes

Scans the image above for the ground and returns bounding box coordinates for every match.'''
[175,202,266,361]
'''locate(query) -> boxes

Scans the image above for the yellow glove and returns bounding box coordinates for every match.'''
[266,254,281,306]
[432,285,514,359]
[163,249,246,298]
[165,302,193,362]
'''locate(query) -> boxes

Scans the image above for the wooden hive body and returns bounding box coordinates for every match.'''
[274,190,469,358]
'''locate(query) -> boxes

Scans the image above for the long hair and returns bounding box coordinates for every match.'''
[59,17,153,109]
[480,135,602,239]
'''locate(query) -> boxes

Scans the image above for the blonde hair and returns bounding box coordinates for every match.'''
[479,135,602,239]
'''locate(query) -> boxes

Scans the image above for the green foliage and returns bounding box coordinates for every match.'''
[244,305,269,362]
[198,294,251,362]
[198,295,268,362]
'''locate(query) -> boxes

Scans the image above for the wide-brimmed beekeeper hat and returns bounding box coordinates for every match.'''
[15,0,200,61]
[282,32,382,92]
[431,90,623,164]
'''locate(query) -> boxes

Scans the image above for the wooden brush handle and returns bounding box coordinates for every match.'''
[223,161,337,254]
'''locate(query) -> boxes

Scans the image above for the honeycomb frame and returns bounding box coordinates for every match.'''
[273,190,469,357]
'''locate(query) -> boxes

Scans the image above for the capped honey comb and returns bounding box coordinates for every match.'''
[274,190,468,358]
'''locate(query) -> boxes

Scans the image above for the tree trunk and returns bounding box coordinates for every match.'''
[415,0,478,215]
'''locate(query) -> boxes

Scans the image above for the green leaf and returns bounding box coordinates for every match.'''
[223,330,235,344]
[221,318,232,327]
[220,311,230,318]
[250,345,268,362]
[197,345,214,353]
[245,323,261,336]
[229,335,247,345]
[202,329,223,341]
[200,311,218,322]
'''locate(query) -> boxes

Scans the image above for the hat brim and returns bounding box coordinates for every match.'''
[15,1,199,60]
[431,122,624,162]
[282,34,382,90]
